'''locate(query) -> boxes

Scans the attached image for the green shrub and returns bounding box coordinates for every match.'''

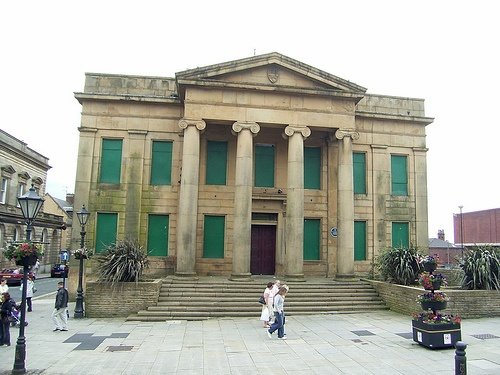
[375,246,423,285]
[460,246,500,290]
[95,238,149,284]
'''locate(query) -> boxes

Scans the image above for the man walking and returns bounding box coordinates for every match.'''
[52,281,68,331]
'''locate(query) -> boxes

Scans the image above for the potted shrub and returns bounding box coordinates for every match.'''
[418,272,447,291]
[375,245,422,285]
[460,245,500,290]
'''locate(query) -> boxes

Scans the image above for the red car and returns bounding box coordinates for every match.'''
[0,268,35,286]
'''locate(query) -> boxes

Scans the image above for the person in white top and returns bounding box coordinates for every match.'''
[20,276,35,312]
[267,280,280,324]
[0,279,8,294]
[260,282,274,328]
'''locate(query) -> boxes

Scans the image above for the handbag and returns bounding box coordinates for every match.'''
[258,295,266,305]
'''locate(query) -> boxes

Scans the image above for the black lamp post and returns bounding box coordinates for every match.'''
[459,205,464,261]
[74,204,90,319]
[13,185,44,374]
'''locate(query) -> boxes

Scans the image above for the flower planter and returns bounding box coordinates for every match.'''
[423,280,442,291]
[423,262,437,272]
[412,320,461,349]
[421,300,447,311]
[15,255,38,267]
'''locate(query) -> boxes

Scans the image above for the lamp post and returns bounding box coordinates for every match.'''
[13,185,44,374]
[74,204,90,319]
[459,205,464,261]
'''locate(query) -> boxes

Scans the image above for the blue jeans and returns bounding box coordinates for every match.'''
[268,311,285,338]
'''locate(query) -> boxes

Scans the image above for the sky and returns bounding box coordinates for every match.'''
[1,1,499,244]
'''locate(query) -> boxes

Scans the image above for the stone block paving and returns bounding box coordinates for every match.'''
[0,293,499,374]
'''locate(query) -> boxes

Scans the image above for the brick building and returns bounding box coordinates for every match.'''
[454,208,500,246]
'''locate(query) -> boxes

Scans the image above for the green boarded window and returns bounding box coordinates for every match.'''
[150,141,172,185]
[391,155,408,196]
[147,214,169,256]
[206,141,228,185]
[203,216,225,258]
[392,222,409,248]
[354,221,367,261]
[254,145,275,187]
[100,139,122,183]
[304,219,320,260]
[95,213,118,253]
[353,152,366,194]
[304,147,321,189]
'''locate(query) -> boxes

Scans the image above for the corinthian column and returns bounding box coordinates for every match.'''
[284,125,311,281]
[335,128,359,279]
[230,121,260,281]
[175,119,206,278]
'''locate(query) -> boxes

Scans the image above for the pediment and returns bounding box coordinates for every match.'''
[1,165,16,175]
[176,52,366,94]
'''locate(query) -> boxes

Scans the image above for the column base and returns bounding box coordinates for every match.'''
[284,273,306,282]
[229,273,252,282]
[334,273,358,281]
[174,272,199,281]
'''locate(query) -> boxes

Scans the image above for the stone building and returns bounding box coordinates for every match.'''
[0,129,66,270]
[73,53,433,279]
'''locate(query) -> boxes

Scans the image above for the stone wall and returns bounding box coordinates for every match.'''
[367,279,500,318]
[86,279,162,318]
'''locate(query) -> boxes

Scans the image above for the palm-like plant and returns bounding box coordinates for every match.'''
[96,238,149,284]
[460,246,500,290]
[375,246,422,285]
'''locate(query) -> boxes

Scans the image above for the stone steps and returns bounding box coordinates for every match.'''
[126,277,388,321]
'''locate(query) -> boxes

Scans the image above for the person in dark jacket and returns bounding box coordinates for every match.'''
[1,292,16,346]
[51,281,69,331]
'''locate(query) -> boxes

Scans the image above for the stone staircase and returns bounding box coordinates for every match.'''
[127,277,388,321]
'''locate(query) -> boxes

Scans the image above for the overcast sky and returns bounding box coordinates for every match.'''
[2,1,498,243]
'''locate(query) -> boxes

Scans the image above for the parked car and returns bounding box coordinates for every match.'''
[0,268,36,286]
[50,264,69,278]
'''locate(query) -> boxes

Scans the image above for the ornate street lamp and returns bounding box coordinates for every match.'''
[459,205,464,261]
[13,185,44,374]
[74,204,90,319]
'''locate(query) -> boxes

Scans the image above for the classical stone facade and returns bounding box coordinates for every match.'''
[73,53,433,279]
[0,129,66,270]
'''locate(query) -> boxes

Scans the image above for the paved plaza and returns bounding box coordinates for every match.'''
[1,291,499,374]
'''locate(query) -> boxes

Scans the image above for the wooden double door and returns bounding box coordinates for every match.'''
[250,225,276,275]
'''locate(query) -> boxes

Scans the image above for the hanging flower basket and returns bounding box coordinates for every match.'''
[4,242,43,266]
[419,272,447,291]
[73,248,94,260]
[419,255,439,272]
[416,291,449,312]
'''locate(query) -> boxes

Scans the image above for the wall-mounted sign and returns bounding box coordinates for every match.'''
[330,227,338,237]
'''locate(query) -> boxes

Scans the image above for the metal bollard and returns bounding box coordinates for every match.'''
[455,341,467,375]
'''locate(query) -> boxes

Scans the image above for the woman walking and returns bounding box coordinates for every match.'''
[267,285,289,340]
[20,276,35,312]
[260,282,274,328]
[1,292,16,346]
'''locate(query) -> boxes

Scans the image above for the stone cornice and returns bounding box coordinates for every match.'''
[176,79,365,102]
[74,92,180,105]
[356,110,434,125]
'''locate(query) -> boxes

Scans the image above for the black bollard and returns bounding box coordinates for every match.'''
[455,341,467,375]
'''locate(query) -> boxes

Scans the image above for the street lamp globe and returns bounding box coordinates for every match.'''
[18,185,44,225]
[77,204,90,226]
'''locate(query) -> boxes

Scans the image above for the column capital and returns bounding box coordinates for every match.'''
[284,125,311,138]
[335,129,359,141]
[179,119,206,131]
[232,121,260,135]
